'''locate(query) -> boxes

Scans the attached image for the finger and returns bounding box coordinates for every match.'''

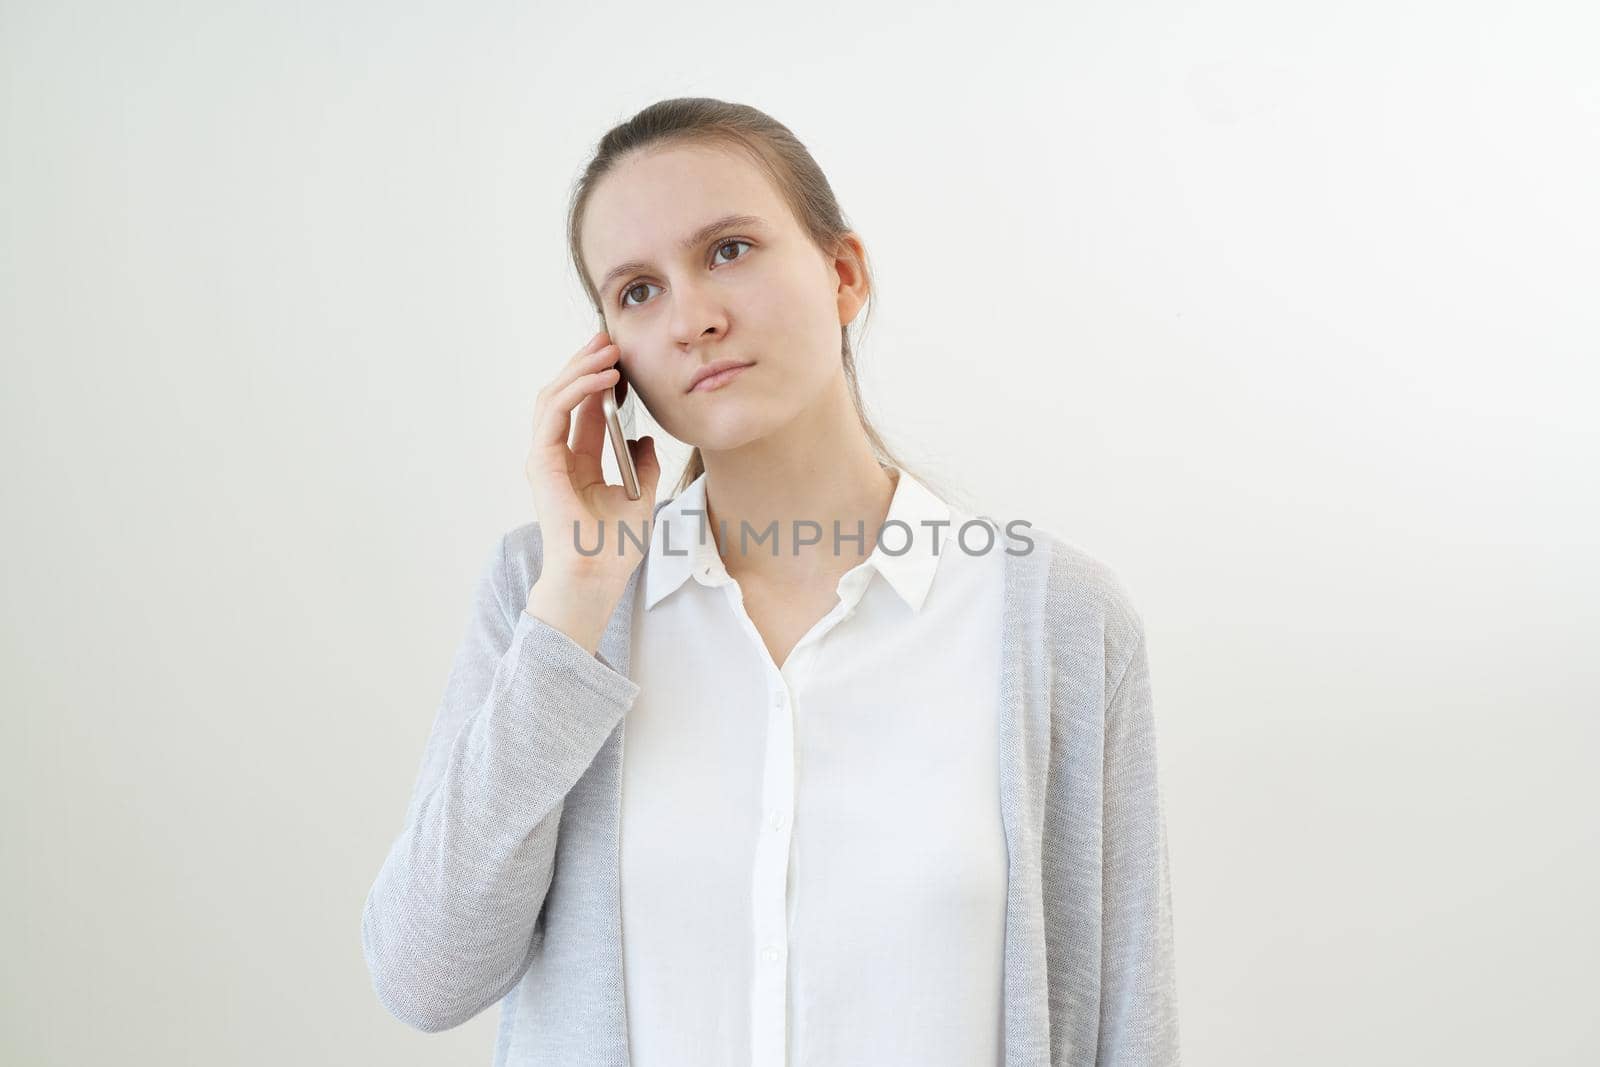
[536,336,619,424]
[569,364,613,472]
[629,434,661,498]
[573,328,610,362]
[531,367,621,454]
[563,334,620,379]
[568,387,607,486]
[535,367,619,449]
[545,343,622,426]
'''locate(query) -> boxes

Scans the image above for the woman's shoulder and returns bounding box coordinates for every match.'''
[975,517,1140,621]
[1003,522,1146,684]
[1046,529,1143,632]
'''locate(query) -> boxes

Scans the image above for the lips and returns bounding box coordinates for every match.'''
[688,361,754,393]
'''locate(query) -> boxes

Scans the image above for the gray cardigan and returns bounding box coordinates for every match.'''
[362,499,1181,1065]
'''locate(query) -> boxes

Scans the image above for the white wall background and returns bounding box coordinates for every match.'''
[4,1,1596,1063]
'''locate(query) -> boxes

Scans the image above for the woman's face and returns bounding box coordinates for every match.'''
[579,144,866,452]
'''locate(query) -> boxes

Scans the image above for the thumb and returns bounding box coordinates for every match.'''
[631,435,660,493]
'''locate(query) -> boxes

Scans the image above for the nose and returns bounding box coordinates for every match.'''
[667,279,728,346]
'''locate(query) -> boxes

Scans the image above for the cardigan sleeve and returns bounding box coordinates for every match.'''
[360,529,642,1033]
[1097,630,1182,1065]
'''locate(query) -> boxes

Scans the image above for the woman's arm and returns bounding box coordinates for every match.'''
[359,529,641,1032]
[1097,630,1182,1065]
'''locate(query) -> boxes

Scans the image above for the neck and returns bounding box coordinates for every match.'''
[697,372,897,587]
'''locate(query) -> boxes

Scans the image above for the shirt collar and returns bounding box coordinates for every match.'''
[642,465,953,614]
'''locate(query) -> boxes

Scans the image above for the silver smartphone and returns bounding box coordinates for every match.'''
[600,369,641,501]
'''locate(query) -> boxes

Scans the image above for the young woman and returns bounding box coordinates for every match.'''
[363,98,1180,1067]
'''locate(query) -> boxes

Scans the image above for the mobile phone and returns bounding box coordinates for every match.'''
[601,371,641,501]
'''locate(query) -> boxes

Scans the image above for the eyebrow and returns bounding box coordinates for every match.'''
[597,213,769,296]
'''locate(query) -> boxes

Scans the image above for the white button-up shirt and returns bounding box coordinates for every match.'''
[618,466,1007,1066]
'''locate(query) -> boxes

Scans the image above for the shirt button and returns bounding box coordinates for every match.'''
[761,945,782,962]
[771,693,785,709]
[768,811,787,831]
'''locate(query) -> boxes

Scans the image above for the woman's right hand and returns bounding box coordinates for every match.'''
[523,329,661,606]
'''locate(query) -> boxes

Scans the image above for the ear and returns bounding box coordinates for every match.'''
[832,232,870,327]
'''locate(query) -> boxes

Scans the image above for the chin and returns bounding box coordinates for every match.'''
[680,410,779,453]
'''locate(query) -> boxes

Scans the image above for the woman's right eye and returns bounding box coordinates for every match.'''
[620,281,659,309]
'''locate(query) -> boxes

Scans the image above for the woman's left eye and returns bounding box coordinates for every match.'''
[616,239,753,310]
[712,238,752,265]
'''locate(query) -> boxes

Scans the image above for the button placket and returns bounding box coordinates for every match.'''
[751,671,795,1063]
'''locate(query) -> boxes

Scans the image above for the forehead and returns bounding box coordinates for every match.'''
[582,144,792,274]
